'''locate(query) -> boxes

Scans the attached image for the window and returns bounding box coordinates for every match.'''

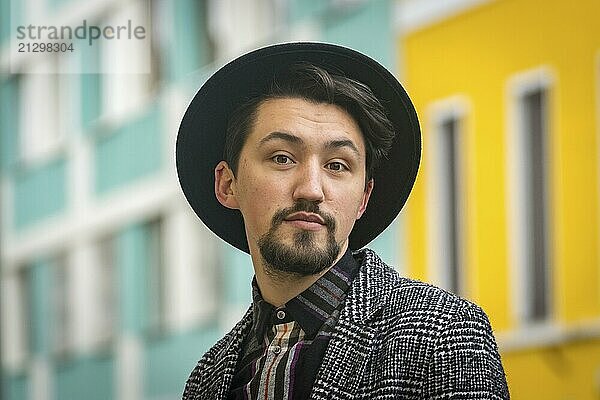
[80,41,103,129]
[95,234,117,346]
[438,117,463,294]
[145,217,166,332]
[0,75,21,169]
[17,267,31,358]
[208,0,281,60]
[521,88,551,322]
[507,70,553,325]
[427,100,467,296]
[148,0,165,92]
[1,266,31,368]
[99,1,153,119]
[19,57,63,162]
[160,208,220,331]
[52,254,72,356]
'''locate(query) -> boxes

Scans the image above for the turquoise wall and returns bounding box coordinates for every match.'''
[368,217,402,267]
[222,244,254,306]
[94,103,162,194]
[169,0,213,82]
[2,372,28,400]
[13,157,67,229]
[0,76,19,170]
[54,355,114,400]
[287,0,394,70]
[323,0,393,69]
[117,223,149,334]
[48,0,75,11]
[0,0,21,44]
[288,0,329,23]
[0,0,9,43]
[144,326,221,398]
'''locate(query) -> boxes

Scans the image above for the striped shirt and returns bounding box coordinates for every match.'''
[227,249,359,400]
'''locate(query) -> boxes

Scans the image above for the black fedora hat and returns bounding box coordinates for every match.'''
[176,42,420,253]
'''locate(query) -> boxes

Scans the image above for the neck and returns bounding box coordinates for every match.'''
[251,242,348,307]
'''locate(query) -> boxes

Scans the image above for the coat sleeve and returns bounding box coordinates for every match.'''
[423,303,510,399]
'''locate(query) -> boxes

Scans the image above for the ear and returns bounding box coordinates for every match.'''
[215,161,240,209]
[356,179,374,220]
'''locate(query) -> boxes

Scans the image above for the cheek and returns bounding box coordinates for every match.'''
[236,170,286,230]
[332,191,367,232]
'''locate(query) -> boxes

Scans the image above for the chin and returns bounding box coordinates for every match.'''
[258,228,340,277]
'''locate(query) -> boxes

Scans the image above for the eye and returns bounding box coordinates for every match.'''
[272,154,294,165]
[326,161,348,172]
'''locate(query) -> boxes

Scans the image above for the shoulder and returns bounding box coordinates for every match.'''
[183,308,253,399]
[353,248,495,343]
[353,249,509,398]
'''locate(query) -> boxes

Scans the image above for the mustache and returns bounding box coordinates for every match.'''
[271,200,336,230]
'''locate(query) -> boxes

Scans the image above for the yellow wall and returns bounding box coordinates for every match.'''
[401,0,600,397]
[503,338,600,398]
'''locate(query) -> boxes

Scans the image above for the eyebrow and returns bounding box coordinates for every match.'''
[324,139,360,156]
[259,131,361,156]
[259,131,302,146]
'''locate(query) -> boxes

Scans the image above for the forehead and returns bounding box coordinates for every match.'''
[246,97,365,151]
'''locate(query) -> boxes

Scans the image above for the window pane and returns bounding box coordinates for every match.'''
[17,266,31,362]
[96,235,117,346]
[52,255,71,356]
[435,114,463,296]
[523,89,550,322]
[146,218,165,332]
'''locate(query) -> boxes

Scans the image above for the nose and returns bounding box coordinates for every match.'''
[292,160,325,203]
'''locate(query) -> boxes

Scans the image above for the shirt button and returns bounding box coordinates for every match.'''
[272,345,281,355]
[276,310,286,320]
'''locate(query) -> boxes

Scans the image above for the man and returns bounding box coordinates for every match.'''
[176,43,509,399]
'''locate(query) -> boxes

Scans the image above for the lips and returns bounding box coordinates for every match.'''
[284,212,326,225]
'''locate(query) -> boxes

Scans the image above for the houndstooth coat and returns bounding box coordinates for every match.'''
[183,248,510,399]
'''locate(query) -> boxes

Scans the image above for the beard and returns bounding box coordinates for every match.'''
[258,199,340,277]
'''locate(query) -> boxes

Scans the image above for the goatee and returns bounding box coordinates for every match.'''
[258,200,340,277]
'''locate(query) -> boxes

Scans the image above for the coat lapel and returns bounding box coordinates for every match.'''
[309,249,394,400]
[204,308,253,400]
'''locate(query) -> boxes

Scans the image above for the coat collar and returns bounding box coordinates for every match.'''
[309,248,399,399]
[344,248,398,324]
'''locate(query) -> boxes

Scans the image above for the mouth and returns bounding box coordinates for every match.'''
[283,212,326,231]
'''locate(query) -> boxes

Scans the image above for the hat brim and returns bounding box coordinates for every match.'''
[176,42,421,253]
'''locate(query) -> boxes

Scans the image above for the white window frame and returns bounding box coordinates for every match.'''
[19,56,65,164]
[1,265,30,370]
[506,66,555,328]
[100,1,152,121]
[425,96,470,296]
[208,0,284,60]
[162,206,219,332]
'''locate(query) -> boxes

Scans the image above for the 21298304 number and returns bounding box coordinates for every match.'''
[18,42,74,53]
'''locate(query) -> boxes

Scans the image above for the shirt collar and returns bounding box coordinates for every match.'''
[250,248,359,339]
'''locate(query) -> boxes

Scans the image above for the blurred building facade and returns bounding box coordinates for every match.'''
[0,1,401,399]
[399,0,600,398]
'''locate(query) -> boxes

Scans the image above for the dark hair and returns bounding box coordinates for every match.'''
[224,63,396,181]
